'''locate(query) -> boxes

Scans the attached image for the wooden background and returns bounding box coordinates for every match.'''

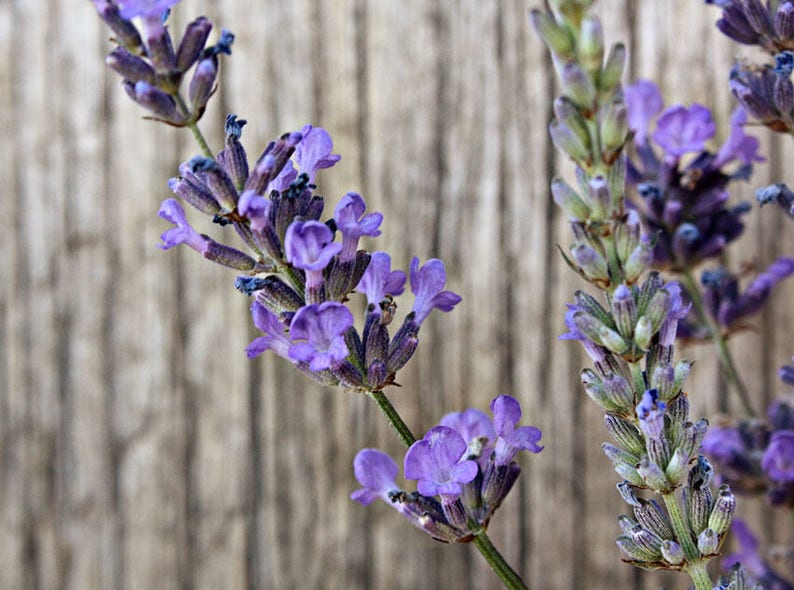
[2,1,793,588]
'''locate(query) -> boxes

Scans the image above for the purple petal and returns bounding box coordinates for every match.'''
[624,80,664,145]
[404,426,476,497]
[491,395,522,435]
[713,107,764,167]
[410,257,462,324]
[295,125,341,182]
[652,103,715,157]
[238,190,272,231]
[116,0,179,19]
[157,198,208,252]
[355,251,406,307]
[245,301,292,359]
[351,448,401,505]
[762,430,794,483]
[287,302,354,370]
[284,220,342,271]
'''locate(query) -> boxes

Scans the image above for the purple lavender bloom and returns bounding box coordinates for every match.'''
[490,395,543,466]
[351,448,402,505]
[115,0,180,19]
[762,431,794,482]
[355,251,406,307]
[333,193,383,261]
[238,190,272,232]
[285,220,342,293]
[404,426,479,497]
[704,257,794,327]
[658,281,691,346]
[652,104,716,158]
[409,257,462,325]
[157,198,209,253]
[294,125,341,183]
[624,80,664,145]
[702,424,748,463]
[245,301,292,360]
[440,408,497,467]
[287,302,353,371]
[268,161,297,194]
[636,389,667,440]
[714,107,765,167]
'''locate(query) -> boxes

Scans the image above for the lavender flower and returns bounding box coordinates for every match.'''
[294,125,342,183]
[404,426,479,497]
[353,395,542,542]
[761,431,794,482]
[287,302,353,372]
[157,198,209,253]
[680,258,794,339]
[410,257,462,324]
[707,0,794,54]
[333,193,383,262]
[355,251,406,308]
[114,0,180,19]
[624,80,761,269]
[636,389,666,440]
[245,301,292,360]
[757,182,794,219]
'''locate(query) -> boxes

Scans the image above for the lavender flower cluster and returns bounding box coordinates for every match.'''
[163,117,460,391]
[352,395,542,543]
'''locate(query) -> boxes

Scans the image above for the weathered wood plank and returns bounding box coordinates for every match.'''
[2,1,792,589]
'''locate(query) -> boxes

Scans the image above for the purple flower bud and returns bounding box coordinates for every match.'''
[351,448,402,505]
[404,426,479,497]
[176,16,212,72]
[757,182,794,218]
[188,156,239,210]
[333,192,383,261]
[128,80,184,124]
[761,430,794,482]
[490,395,543,465]
[245,131,303,195]
[157,198,208,252]
[409,257,461,325]
[718,257,794,327]
[294,125,341,182]
[245,301,292,360]
[169,164,221,215]
[355,252,406,308]
[189,57,218,115]
[105,47,155,83]
[287,302,353,371]
[217,114,250,190]
[652,104,715,158]
[636,389,666,440]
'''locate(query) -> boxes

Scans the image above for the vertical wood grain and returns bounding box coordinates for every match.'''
[1,1,791,589]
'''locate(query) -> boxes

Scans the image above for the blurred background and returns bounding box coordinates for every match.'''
[1,0,793,588]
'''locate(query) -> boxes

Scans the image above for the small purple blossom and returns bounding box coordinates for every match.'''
[701,424,747,463]
[652,104,716,158]
[490,395,543,466]
[238,190,271,231]
[245,301,292,360]
[403,426,478,497]
[287,302,353,371]
[761,431,794,483]
[294,125,341,182]
[284,221,342,291]
[115,0,180,19]
[440,407,497,466]
[351,448,402,505]
[410,257,462,324]
[333,192,383,261]
[636,389,666,440]
[757,183,794,219]
[157,198,209,252]
[624,80,664,145]
[355,251,406,307]
[658,281,691,346]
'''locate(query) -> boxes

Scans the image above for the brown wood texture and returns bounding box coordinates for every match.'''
[2,1,793,589]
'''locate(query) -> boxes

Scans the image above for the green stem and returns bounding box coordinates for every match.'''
[679,270,755,416]
[473,531,530,590]
[662,492,698,562]
[173,93,214,158]
[366,390,416,447]
[685,561,714,590]
[365,391,530,589]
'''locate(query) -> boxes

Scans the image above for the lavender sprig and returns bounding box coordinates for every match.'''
[533,1,745,587]
[90,3,541,589]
